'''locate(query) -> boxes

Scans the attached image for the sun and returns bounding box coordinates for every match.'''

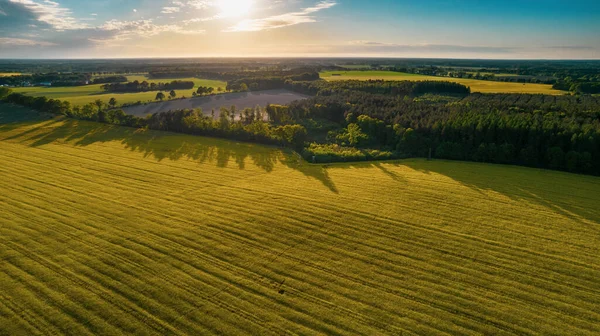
[216,0,253,18]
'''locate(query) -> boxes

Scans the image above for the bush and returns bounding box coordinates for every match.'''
[302,143,396,163]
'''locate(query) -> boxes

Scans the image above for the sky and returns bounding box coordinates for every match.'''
[0,0,599,59]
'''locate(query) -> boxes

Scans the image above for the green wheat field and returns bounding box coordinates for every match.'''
[1,104,599,335]
[12,76,227,107]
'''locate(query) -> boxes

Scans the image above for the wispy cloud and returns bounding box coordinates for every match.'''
[542,46,595,50]
[0,37,56,46]
[225,0,336,32]
[182,16,221,25]
[161,7,181,14]
[94,19,205,44]
[8,0,88,30]
[186,0,211,10]
[348,41,515,54]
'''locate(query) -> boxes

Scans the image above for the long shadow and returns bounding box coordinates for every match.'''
[0,110,339,193]
[400,159,600,226]
[303,157,600,225]
[5,106,597,216]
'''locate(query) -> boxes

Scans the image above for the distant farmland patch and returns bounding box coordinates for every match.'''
[320,70,565,95]
[12,75,227,107]
[122,89,310,117]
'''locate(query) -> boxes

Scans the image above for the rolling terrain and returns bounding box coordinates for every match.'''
[320,71,565,95]
[1,104,599,335]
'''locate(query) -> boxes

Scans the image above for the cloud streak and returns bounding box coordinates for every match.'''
[0,36,56,46]
[161,7,181,14]
[225,0,336,32]
[347,41,516,54]
[96,19,205,43]
[8,0,88,30]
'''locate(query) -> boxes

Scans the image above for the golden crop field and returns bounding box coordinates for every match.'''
[320,71,565,95]
[1,105,599,335]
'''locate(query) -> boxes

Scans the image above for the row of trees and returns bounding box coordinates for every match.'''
[1,89,307,151]
[0,73,91,86]
[101,80,194,92]
[226,72,320,92]
[287,79,471,97]
[91,76,128,84]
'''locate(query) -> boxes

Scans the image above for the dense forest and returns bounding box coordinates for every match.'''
[281,82,600,174]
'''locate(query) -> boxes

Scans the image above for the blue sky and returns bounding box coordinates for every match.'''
[0,0,598,58]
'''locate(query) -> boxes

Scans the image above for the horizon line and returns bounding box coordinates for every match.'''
[1,56,600,61]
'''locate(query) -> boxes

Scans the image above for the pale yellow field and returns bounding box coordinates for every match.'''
[321,71,565,95]
[0,73,22,77]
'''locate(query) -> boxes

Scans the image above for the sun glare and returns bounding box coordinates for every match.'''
[217,0,253,18]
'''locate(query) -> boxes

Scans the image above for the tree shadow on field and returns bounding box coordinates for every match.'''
[304,156,600,226]
[0,113,340,193]
[400,159,600,227]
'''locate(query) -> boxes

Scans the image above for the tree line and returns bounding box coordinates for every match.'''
[0,73,91,86]
[91,76,128,84]
[101,80,195,92]
[226,72,320,92]
[287,79,471,96]
[0,89,307,152]
[553,80,600,94]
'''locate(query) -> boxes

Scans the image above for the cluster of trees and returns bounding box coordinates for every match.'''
[302,143,396,163]
[553,80,600,94]
[154,91,178,101]
[0,73,90,86]
[226,72,320,92]
[91,76,128,84]
[101,80,194,92]
[227,78,281,92]
[194,86,216,95]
